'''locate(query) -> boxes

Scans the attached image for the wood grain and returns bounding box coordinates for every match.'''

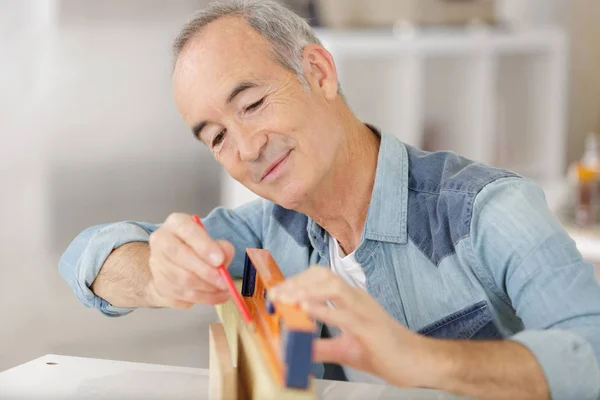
[209,323,237,400]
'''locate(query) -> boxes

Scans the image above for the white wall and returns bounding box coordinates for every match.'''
[565,0,600,164]
[1,0,223,371]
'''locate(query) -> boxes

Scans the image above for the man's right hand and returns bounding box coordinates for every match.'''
[146,212,234,309]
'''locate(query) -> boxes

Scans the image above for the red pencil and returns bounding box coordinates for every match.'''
[192,215,252,324]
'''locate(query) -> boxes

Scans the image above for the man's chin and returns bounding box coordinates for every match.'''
[264,186,306,211]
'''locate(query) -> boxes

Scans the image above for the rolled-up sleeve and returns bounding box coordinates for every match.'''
[511,329,599,400]
[59,221,160,317]
[470,177,600,400]
[59,199,265,317]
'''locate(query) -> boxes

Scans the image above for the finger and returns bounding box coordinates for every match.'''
[271,269,357,308]
[196,290,231,305]
[163,212,226,267]
[269,266,332,299]
[215,240,235,270]
[182,288,231,305]
[306,298,387,339]
[167,299,194,310]
[151,229,226,291]
[152,258,230,302]
[154,270,230,305]
[175,287,231,305]
[300,301,359,331]
[285,265,333,286]
[312,336,363,366]
[312,337,345,364]
[165,290,230,308]
[154,252,225,293]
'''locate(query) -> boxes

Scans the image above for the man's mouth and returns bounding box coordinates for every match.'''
[260,150,291,182]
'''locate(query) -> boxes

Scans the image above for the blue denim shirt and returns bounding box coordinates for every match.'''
[59,132,600,399]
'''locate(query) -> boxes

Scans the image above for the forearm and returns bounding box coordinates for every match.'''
[90,242,158,308]
[414,338,549,400]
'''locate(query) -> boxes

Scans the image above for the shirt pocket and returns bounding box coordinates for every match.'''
[417,301,503,340]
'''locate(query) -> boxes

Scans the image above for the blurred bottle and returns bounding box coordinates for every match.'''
[573,133,600,227]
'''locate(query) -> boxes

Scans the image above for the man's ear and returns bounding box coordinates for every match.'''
[301,44,339,100]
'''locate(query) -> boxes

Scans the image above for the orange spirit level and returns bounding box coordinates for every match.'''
[209,249,316,400]
[241,249,315,389]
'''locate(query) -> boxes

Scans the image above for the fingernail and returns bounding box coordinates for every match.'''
[300,301,309,311]
[216,277,227,290]
[209,251,223,267]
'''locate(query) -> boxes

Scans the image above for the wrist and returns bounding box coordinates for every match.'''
[143,280,166,308]
[393,335,452,389]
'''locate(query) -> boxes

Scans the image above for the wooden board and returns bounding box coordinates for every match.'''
[216,285,240,367]
[209,323,237,400]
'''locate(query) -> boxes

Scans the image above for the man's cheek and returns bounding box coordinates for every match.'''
[233,169,260,191]
[223,165,244,184]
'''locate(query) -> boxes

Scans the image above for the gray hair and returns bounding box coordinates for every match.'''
[172,0,338,92]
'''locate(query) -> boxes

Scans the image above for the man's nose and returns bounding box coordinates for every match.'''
[237,129,267,162]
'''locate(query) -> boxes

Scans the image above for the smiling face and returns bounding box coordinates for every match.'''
[172,16,344,210]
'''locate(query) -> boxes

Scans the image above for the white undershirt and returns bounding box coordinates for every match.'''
[327,236,387,385]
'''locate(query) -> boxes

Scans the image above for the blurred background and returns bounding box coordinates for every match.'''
[1,0,599,372]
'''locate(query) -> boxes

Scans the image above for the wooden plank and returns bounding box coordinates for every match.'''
[236,318,279,400]
[209,323,237,400]
[215,281,244,366]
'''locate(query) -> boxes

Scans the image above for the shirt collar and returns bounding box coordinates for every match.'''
[362,128,408,244]
[307,126,409,250]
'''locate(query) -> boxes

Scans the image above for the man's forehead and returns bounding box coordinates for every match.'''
[174,17,281,102]
[172,16,284,125]
[175,16,274,77]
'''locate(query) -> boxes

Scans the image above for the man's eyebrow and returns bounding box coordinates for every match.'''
[226,81,259,105]
[192,121,208,141]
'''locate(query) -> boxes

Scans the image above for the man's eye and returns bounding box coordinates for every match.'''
[245,97,265,113]
[212,129,226,147]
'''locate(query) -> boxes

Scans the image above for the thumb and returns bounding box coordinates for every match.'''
[216,240,235,268]
[312,337,347,365]
[313,334,364,367]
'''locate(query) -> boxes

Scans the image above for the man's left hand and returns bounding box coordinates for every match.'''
[269,266,429,387]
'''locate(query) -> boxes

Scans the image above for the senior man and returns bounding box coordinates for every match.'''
[59,1,600,399]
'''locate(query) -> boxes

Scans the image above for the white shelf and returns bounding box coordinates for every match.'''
[316,27,564,55]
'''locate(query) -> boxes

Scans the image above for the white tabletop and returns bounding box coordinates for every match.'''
[0,354,465,400]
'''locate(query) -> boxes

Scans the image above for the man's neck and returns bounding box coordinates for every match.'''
[300,120,380,255]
